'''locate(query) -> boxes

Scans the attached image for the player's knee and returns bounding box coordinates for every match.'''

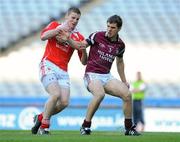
[61,101,69,108]
[51,94,60,102]
[94,93,105,101]
[123,91,132,102]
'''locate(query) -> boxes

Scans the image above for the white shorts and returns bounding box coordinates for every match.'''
[39,59,70,88]
[84,72,115,88]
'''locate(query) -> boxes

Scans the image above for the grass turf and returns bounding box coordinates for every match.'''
[0,130,180,142]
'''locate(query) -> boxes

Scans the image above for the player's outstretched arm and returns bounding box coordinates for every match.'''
[54,29,88,50]
[67,38,88,50]
[80,49,88,65]
[41,28,62,41]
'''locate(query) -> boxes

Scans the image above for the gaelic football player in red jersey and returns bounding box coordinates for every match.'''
[31,7,87,135]
[76,15,140,136]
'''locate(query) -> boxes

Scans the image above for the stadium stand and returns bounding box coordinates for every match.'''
[77,0,180,44]
[0,80,180,99]
[1,0,180,51]
[0,0,88,51]
[0,0,180,108]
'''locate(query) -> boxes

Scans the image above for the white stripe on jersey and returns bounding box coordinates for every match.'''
[118,48,125,55]
[89,32,97,45]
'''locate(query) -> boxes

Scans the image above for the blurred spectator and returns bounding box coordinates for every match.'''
[131,71,146,132]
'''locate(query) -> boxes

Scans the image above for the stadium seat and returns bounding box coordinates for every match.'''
[0,0,85,50]
[0,0,179,107]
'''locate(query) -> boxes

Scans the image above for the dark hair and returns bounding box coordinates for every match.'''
[67,7,81,15]
[107,15,122,28]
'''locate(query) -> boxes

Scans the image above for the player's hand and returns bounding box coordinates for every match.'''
[55,29,70,43]
[77,42,87,50]
[76,40,88,50]
[124,82,130,89]
[56,34,66,43]
[59,29,70,40]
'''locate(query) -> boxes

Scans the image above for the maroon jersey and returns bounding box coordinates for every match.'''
[85,31,125,74]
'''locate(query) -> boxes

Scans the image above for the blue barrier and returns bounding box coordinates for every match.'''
[0,105,124,130]
[0,97,180,107]
[0,96,122,107]
[1,97,180,130]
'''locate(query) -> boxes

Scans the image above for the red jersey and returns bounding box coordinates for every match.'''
[41,21,84,71]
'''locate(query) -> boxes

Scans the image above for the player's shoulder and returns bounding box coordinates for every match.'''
[75,31,83,36]
[76,32,85,40]
[48,21,60,27]
[117,37,125,48]
[42,21,60,33]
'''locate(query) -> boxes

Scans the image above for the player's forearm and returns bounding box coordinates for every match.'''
[67,39,88,50]
[81,50,88,65]
[67,38,85,49]
[67,38,80,49]
[41,29,59,41]
[117,58,127,82]
[118,68,127,83]
[118,68,130,88]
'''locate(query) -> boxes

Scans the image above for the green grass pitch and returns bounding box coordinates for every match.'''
[0,130,180,142]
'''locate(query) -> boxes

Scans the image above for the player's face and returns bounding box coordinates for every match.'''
[106,22,120,39]
[66,12,81,31]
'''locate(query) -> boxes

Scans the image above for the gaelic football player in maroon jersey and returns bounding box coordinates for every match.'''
[79,15,140,136]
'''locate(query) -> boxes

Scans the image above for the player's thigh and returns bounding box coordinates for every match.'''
[47,81,70,105]
[41,73,61,96]
[44,75,69,97]
[59,87,70,102]
[56,87,70,107]
[88,80,105,96]
[46,81,62,96]
[104,79,129,98]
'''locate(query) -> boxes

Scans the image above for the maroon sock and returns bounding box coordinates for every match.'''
[124,118,132,130]
[40,119,50,129]
[38,113,43,122]
[82,119,91,128]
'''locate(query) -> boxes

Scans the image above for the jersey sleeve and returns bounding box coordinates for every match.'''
[117,42,125,58]
[76,32,85,60]
[41,21,59,36]
[86,32,98,46]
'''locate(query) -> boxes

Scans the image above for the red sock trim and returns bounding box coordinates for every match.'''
[38,113,43,122]
[40,119,50,129]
